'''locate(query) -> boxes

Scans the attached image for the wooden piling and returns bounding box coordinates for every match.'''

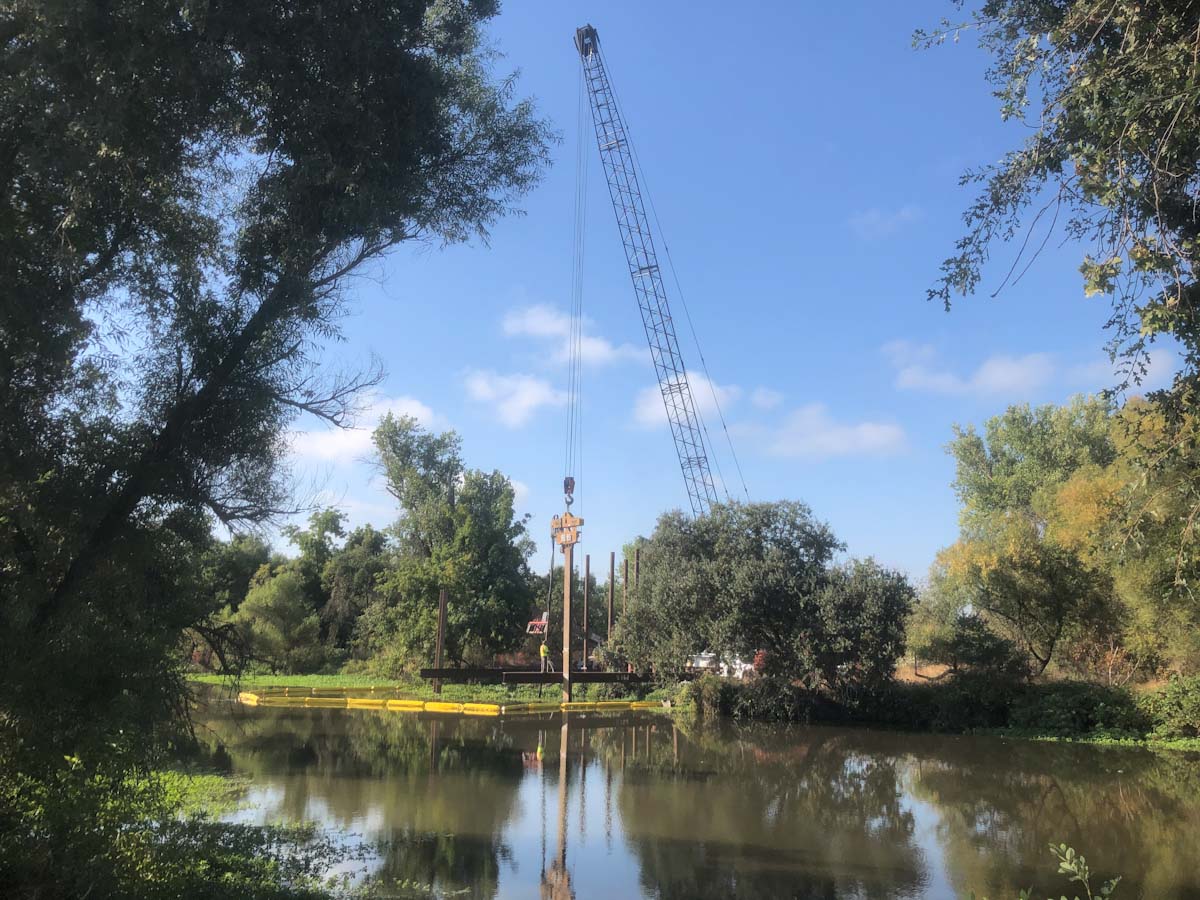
[433,588,447,695]
[622,557,628,614]
[607,551,615,641]
[562,542,573,703]
[578,554,583,672]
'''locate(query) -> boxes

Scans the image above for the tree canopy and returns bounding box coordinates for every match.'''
[610,501,914,693]
[926,395,1200,678]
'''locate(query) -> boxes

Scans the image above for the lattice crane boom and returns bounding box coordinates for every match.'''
[574,24,718,517]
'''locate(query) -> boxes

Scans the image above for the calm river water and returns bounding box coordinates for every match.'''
[194,700,1200,899]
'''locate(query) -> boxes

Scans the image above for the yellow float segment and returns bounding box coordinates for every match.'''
[423,701,464,714]
[346,698,386,710]
[386,699,425,711]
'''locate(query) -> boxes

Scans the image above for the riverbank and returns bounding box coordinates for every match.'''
[190,671,1200,752]
[676,672,1200,753]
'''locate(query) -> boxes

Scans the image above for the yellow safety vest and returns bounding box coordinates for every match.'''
[539,644,549,658]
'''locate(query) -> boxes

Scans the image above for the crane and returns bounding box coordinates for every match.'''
[574,23,719,517]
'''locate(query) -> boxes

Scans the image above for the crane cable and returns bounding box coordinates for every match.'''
[596,41,750,504]
[563,63,588,513]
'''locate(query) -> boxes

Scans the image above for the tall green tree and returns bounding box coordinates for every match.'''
[357,415,534,670]
[321,524,389,651]
[947,396,1116,534]
[200,533,272,612]
[0,0,550,887]
[283,508,346,612]
[938,397,1123,674]
[232,564,325,674]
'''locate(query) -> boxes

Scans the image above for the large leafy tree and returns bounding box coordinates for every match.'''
[199,533,272,612]
[947,396,1117,534]
[231,564,325,674]
[1042,399,1200,672]
[357,415,534,669]
[0,0,550,805]
[321,524,390,651]
[938,398,1122,673]
[612,501,913,689]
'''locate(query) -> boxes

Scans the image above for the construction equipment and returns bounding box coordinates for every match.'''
[574,24,719,516]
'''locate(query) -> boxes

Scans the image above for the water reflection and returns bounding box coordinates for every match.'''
[193,700,1200,899]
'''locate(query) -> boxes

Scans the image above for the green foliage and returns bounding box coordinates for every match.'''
[921,1,1198,375]
[1049,842,1121,900]
[970,845,1121,900]
[1008,683,1147,738]
[948,398,1116,534]
[802,558,916,695]
[613,503,913,692]
[1,1,550,893]
[937,398,1131,675]
[358,416,534,670]
[233,566,327,674]
[320,525,389,651]
[0,760,344,899]
[935,396,1200,678]
[917,612,1029,678]
[679,675,737,721]
[921,0,1200,612]
[614,502,830,672]
[887,672,1021,733]
[1137,675,1200,740]
[200,534,272,612]
[285,509,347,613]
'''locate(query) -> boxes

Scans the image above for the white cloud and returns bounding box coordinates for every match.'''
[511,479,531,509]
[849,205,922,240]
[885,341,1055,397]
[464,370,566,427]
[767,404,906,459]
[502,304,643,366]
[633,374,741,428]
[882,339,936,367]
[1070,347,1179,393]
[750,387,784,410]
[290,395,437,464]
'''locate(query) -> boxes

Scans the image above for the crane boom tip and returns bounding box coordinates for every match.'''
[574,24,598,58]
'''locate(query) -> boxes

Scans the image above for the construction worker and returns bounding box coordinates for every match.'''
[539,641,550,673]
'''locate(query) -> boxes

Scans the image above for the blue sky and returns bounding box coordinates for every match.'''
[285,1,1175,579]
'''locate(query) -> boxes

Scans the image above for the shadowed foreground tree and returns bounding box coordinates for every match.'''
[0,1,550,894]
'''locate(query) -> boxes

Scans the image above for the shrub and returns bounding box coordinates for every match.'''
[904,673,1019,732]
[1009,682,1147,736]
[919,614,1029,678]
[679,674,736,720]
[725,678,816,722]
[1139,675,1200,739]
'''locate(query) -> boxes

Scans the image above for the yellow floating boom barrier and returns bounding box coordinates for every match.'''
[235,688,667,717]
